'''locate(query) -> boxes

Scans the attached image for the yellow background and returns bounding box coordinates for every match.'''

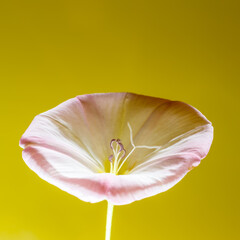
[1,0,239,239]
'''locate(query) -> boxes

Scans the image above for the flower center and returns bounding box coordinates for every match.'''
[108,139,126,174]
[107,123,161,175]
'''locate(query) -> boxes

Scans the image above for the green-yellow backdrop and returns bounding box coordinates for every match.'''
[1,0,239,239]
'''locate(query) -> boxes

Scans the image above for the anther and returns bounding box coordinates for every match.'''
[110,139,117,149]
[108,155,113,162]
[117,141,126,158]
[108,139,126,163]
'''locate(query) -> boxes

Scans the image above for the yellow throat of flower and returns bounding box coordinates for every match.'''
[108,123,161,175]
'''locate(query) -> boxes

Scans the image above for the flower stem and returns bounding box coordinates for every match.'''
[105,201,114,240]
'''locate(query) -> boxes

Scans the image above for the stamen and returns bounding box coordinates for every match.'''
[116,122,161,174]
[110,139,117,150]
[108,155,113,162]
[108,123,161,175]
[116,141,126,158]
[108,139,126,174]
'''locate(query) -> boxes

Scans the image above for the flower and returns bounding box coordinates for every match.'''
[20,92,213,205]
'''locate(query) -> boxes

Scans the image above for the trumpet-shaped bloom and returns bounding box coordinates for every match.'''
[20,92,213,205]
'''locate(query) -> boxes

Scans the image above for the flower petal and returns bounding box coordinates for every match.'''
[117,100,213,174]
[20,93,213,205]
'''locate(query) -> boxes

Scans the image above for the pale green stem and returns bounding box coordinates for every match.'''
[105,201,114,240]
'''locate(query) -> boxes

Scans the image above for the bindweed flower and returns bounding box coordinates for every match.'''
[20,92,213,240]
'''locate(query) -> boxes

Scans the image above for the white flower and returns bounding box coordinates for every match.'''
[20,92,213,205]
